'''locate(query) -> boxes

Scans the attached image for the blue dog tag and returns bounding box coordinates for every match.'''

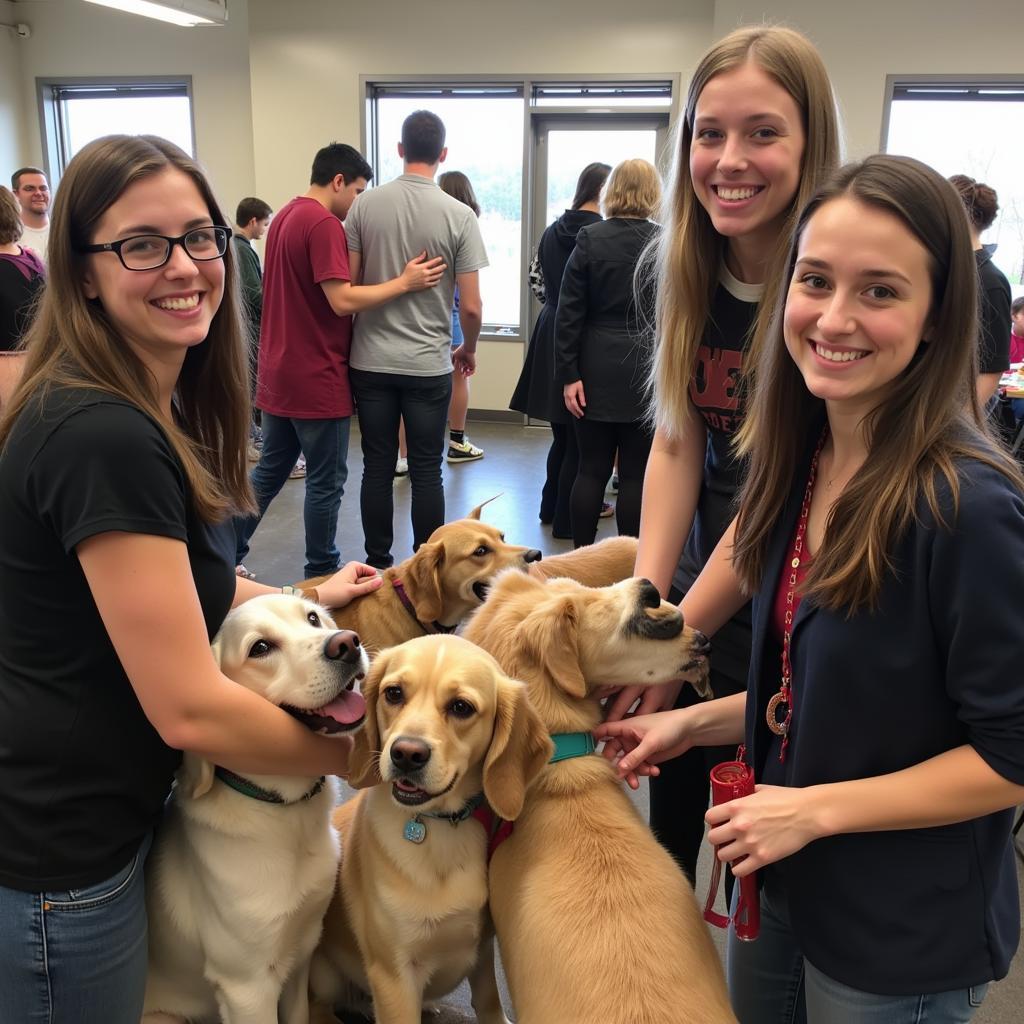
[404,818,426,844]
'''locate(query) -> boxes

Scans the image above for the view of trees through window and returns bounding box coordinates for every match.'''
[374,94,524,329]
[887,91,1024,299]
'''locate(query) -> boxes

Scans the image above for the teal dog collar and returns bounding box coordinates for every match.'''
[549,732,596,764]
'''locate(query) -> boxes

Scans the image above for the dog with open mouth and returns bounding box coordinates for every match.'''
[309,634,552,1024]
[143,594,367,1024]
[461,571,736,1024]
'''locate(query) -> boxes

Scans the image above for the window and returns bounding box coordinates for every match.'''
[532,81,673,108]
[368,85,525,332]
[884,78,1024,297]
[38,78,195,183]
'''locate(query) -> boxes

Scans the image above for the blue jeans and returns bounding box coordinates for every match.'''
[728,877,988,1024]
[0,833,152,1024]
[235,412,351,577]
[349,369,451,568]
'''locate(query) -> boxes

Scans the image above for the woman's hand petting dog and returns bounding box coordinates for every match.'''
[315,561,383,608]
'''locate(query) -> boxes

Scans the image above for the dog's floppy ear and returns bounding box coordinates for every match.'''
[467,494,501,520]
[403,540,445,624]
[515,595,587,699]
[483,675,553,821]
[346,654,385,789]
[179,752,216,799]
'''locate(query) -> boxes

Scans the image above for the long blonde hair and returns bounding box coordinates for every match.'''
[0,135,253,521]
[649,25,840,437]
[733,155,1023,611]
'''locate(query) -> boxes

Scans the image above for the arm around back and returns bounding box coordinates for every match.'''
[320,251,446,316]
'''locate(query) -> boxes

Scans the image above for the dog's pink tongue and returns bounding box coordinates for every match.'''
[317,690,366,726]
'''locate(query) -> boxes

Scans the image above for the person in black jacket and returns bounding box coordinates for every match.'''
[556,158,661,547]
[949,175,1012,406]
[510,162,609,537]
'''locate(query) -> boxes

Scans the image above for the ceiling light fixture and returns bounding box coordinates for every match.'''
[82,0,228,28]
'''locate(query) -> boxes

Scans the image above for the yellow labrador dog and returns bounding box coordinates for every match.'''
[309,635,552,1024]
[143,594,368,1024]
[462,571,737,1024]
[301,502,542,652]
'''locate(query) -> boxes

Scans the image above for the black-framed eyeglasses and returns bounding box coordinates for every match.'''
[78,225,231,271]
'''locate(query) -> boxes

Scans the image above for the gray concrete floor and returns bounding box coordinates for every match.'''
[245,420,1023,1023]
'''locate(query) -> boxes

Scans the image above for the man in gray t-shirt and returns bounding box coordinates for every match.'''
[344,110,489,569]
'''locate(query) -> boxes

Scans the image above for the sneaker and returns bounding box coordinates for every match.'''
[599,501,614,518]
[235,564,257,580]
[395,457,409,477]
[447,437,484,463]
[289,456,306,480]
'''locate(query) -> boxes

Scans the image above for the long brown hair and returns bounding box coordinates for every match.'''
[0,135,253,520]
[438,170,481,217]
[647,25,840,437]
[733,154,1023,611]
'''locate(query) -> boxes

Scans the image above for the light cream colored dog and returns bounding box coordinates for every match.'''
[309,634,552,1024]
[143,594,368,1024]
[462,571,737,1024]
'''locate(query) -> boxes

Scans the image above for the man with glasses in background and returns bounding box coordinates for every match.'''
[10,168,51,265]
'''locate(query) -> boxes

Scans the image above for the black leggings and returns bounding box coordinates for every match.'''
[570,418,652,548]
[540,422,579,538]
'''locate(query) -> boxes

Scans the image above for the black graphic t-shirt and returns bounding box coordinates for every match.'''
[673,267,762,685]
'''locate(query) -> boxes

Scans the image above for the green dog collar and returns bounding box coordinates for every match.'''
[549,732,596,764]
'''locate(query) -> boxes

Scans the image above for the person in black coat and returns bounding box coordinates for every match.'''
[556,158,661,547]
[949,175,1012,406]
[510,162,609,537]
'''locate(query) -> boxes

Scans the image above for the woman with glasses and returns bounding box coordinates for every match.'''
[0,135,382,1023]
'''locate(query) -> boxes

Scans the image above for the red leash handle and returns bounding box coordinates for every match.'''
[702,760,760,941]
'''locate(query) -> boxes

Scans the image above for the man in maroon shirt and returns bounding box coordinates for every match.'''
[234,143,444,577]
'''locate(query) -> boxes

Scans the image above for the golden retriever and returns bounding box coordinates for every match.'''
[462,571,737,1024]
[301,502,542,652]
[309,635,552,1024]
[528,533,639,589]
[143,594,368,1024]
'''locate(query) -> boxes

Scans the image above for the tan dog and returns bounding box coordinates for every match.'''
[462,571,737,1024]
[310,635,551,1024]
[302,503,542,652]
[144,595,368,1024]
[529,534,639,589]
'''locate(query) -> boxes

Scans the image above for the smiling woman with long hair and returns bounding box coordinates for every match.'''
[599,155,1024,1023]
[0,135,382,1022]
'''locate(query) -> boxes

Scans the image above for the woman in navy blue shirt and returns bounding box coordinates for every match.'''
[599,155,1024,1022]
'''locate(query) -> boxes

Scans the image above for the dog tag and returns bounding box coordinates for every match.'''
[403,818,426,844]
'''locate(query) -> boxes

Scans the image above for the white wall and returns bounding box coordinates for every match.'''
[0,2,27,177]
[10,0,257,216]
[713,1,1023,159]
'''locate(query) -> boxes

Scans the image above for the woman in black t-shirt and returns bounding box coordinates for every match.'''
[0,136,382,1023]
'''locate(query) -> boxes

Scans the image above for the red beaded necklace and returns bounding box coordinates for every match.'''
[766,428,828,761]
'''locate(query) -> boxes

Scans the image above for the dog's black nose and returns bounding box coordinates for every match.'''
[637,579,661,609]
[692,630,712,657]
[324,630,361,663]
[523,549,543,564]
[390,737,432,773]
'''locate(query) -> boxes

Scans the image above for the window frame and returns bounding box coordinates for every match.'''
[361,73,680,343]
[36,75,196,189]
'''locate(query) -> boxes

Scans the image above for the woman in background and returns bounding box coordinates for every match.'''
[438,169,485,463]
[510,161,610,538]
[0,185,46,352]
[949,174,1011,406]
[556,158,661,546]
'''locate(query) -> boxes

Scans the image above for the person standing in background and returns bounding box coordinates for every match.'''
[0,187,46,352]
[234,142,443,580]
[949,175,1011,407]
[556,158,662,546]
[344,110,487,569]
[438,170,486,463]
[10,167,51,265]
[510,161,611,539]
